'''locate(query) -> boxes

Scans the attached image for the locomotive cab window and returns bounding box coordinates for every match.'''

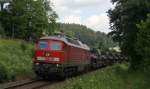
[39,41,48,49]
[51,41,62,50]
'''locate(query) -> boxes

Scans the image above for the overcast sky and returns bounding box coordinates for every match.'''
[51,0,113,33]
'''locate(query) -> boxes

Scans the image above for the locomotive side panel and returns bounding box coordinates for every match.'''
[65,45,90,72]
[66,46,90,65]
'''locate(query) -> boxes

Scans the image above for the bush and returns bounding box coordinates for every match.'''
[0,63,8,83]
[60,64,150,89]
[20,41,27,51]
[0,40,34,82]
[135,14,150,71]
[0,23,5,38]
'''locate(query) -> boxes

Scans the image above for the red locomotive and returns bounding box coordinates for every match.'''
[33,35,91,78]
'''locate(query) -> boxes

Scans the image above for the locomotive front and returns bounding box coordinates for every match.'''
[33,36,65,78]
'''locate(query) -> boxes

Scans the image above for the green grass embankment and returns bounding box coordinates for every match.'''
[0,39,34,82]
[60,63,150,89]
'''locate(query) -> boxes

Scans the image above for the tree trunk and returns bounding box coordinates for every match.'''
[0,3,4,11]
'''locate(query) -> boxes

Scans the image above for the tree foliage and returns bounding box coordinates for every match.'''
[108,0,150,69]
[136,14,150,70]
[58,23,117,50]
[0,22,5,38]
[0,0,57,41]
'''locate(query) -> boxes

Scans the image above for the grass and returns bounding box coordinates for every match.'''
[0,39,34,82]
[60,63,150,89]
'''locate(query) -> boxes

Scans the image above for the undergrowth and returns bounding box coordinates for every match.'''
[0,39,34,83]
[60,63,150,89]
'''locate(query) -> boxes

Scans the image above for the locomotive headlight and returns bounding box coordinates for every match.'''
[53,58,60,61]
[37,57,45,60]
[35,63,39,65]
[48,57,60,61]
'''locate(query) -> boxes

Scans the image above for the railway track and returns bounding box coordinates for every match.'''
[0,79,57,89]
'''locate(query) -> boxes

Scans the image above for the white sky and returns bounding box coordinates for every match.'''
[51,0,114,33]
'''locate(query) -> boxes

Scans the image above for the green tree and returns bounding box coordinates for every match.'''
[108,0,150,69]
[136,14,150,70]
[0,22,5,38]
[0,0,57,41]
[57,23,117,49]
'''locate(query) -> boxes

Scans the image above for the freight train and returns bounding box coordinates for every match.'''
[33,35,127,79]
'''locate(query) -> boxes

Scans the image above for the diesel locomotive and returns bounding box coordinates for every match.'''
[33,35,91,78]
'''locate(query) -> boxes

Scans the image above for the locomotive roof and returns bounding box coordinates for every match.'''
[40,36,90,50]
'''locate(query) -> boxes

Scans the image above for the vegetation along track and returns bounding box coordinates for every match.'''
[0,79,58,89]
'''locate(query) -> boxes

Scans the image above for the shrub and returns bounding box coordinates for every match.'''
[20,41,27,51]
[0,63,8,83]
[136,14,150,71]
[0,40,34,82]
[0,23,5,38]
